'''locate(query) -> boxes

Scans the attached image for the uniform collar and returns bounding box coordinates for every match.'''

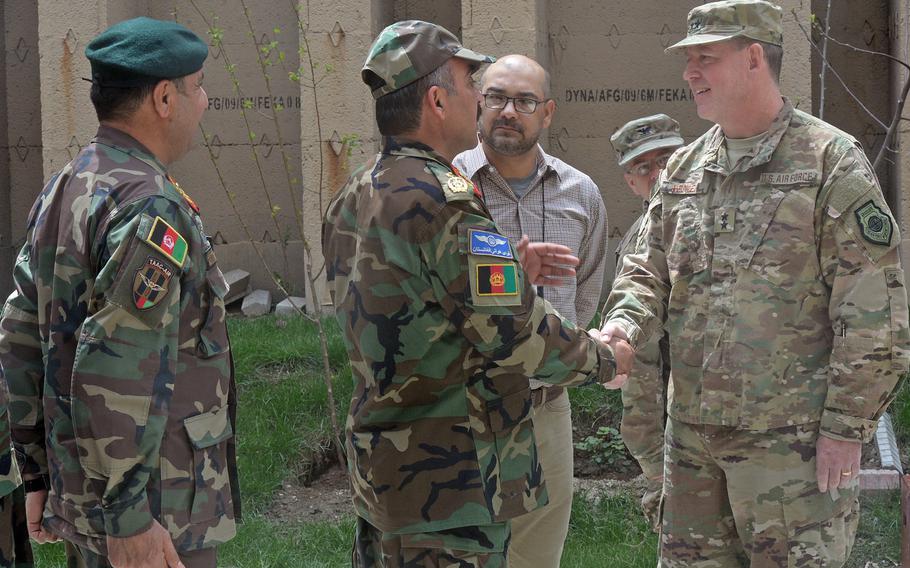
[93,125,169,177]
[702,97,794,175]
[381,136,452,169]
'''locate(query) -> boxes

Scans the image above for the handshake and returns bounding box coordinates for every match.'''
[588,324,634,390]
[517,237,634,389]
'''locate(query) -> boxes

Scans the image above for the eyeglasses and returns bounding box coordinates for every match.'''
[627,153,671,177]
[481,93,544,114]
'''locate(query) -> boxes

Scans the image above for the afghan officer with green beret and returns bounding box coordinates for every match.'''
[323,20,633,567]
[0,17,239,568]
[601,1,909,565]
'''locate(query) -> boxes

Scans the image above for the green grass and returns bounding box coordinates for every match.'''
[562,493,657,567]
[29,319,910,566]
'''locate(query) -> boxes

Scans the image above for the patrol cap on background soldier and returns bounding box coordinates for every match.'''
[0,16,239,568]
[602,0,909,566]
[609,113,682,533]
[324,19,631,568]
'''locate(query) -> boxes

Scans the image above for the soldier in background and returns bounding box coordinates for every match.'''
[608,114,683,532]
[322,20,632,567]
[0,17,239,568]
[0,389,30,567]
[454,53,608,568]
[601,1,909,565]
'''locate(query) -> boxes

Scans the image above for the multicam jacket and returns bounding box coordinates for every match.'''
[606,100,910,441]
[0,126,240,554]
[614,211,670,479]
[323,137,615,535]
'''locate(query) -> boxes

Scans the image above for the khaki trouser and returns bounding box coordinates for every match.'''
[508,389,573,568]
[65,541,216,568]
[661,418,859,567]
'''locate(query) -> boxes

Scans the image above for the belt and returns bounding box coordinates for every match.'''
[531,386,564,408]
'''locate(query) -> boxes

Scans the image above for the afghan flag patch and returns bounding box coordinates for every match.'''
[133,257,173,310]
[145,216,188,267]
[854,200,893,246]
[475,263,519,296]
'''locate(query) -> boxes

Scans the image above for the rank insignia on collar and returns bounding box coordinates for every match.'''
[475,263,519,296]
[855,200,893,246]
[144,216,188,267]
[446,172,470,193]
[133,256,173,310]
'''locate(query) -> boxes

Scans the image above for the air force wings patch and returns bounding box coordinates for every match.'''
[469,229,514,259]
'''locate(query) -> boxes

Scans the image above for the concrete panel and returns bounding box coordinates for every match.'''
[811,0,891,192]
[462,0,547,61]
[393,1,461,36]
[2,0,43,298]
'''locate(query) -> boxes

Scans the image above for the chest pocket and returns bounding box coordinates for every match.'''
[665,198,709,284]
[741,185,816,289]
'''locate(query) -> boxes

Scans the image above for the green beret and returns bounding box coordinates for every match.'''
[85,17,208,88]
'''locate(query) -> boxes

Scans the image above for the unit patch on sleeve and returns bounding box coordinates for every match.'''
[133,256,173,310]
[854,200,893,246]
[144,216,188,267]
[469,229,514,259]
[475,263,519,296]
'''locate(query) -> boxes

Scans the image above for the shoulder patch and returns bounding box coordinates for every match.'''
[133,256,173,310]
[474,263,519,296]
[469,229,513,259]
[144,216,188,267]
[854,200,893,246]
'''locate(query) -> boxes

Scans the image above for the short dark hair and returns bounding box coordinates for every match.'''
[90,76,186,122]
[734,37,783,83]
[370,62,456,136]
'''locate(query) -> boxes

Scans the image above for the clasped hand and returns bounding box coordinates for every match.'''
[588,325,634,389]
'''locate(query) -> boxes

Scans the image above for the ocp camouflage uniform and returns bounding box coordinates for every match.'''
[0,125,241,557]
[323,137,617,566]
[605,99,910,565]
[0,383,29,568]
[613,213,670,531]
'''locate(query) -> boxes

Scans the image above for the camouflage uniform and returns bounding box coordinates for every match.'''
[0,385,29,568]
[325,22,618,567]
[0,124,240,559]
[606,95,910,563]
[609,114,682,530]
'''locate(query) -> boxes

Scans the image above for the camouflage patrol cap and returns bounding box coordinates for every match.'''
[611,114,684,167]
[362,20,495,99]
[667,0,783,53]
[85,17,208,88]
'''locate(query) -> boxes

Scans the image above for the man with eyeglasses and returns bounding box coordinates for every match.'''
[608,114,683,533]
[454,54,608,568]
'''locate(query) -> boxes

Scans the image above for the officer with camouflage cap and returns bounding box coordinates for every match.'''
[0,17,239,568]
[608,114,683,533]
[601,1,909,565]
[323,20,632,567]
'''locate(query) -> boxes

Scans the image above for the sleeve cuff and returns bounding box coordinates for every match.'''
[819,410,878,443]
[102,491,154,538]
[13,442,48,477]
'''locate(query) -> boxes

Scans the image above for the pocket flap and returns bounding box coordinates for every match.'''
[183,406,233,449]
[485,388,532,433]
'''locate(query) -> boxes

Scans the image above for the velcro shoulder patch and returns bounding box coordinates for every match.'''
[469,229,513,259]
[854,200,893,246]
[474,263,519,296]
[143,216,188,267]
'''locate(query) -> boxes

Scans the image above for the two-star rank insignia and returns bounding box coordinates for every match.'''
[133,256,173,310]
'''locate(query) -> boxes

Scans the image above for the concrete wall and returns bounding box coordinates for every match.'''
[2,1,899,302]
[1,1,43,296]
